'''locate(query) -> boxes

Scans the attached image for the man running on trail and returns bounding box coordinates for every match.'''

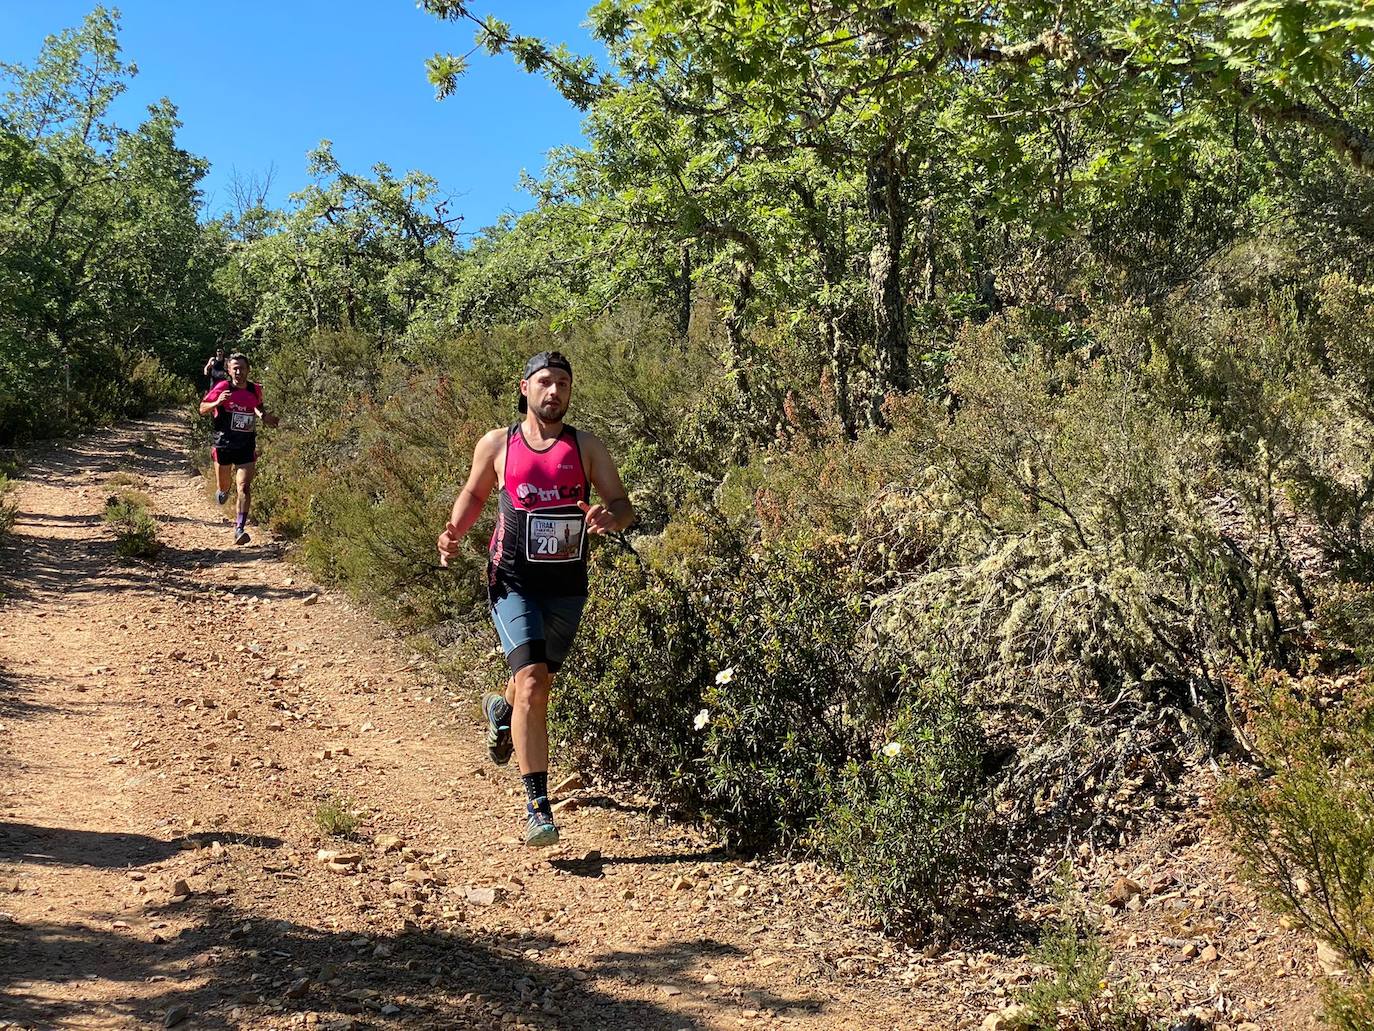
[198,353,278,546]
[203,347,228,387]
[436,351,634,847]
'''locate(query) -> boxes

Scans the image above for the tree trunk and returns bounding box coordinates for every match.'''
[721,259,754,397]
[672,243,693,336]
[866,138,908,414]
[921,195,937,304]
[825,313,860,439]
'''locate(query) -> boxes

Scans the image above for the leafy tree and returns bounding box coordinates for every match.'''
[0,7,220,440]
[218,142,462,348]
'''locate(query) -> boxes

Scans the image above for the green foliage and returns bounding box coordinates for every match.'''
[861,312,1285,837]
[1220,667,1374,1030]
[0,8,219,442]
[313,795,360,838]
[103,489,160,559]
[1323,977,1374,1031]
[1221,674,1374,978]
[813,676,986,934]
[554,516,878,846]
[1016,877,1153,1031]
[215,142,459,347]
[0,472,15,538]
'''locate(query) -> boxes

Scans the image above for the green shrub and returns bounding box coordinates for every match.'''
[103,489,161,559]
[860,320,1280,841]
[314,795,360,838]
[1323,979,1374,1031]
[813,675,986,933]
[0,473,15,537]
[1016,878,1152,1030]
[1220,673,1374,1026]
[555,516,878,846]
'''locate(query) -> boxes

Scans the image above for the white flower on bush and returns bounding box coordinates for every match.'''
[880,741,903,758]
[694,708,711,731]
[715,667,735,685]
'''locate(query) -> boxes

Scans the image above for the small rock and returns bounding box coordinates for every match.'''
[303,594,318,606]
[1318,941,1346,973]
[170,878,191,897]
[551,773,583,795]
[375,834,405,853]
[163,1004,191,1027]
[671,876,693,891]
[465,886,505,907]
[981,1003,1031,1031]
[1180,942,1199,959]
[658,984,683,997]
[1108,876,1144,907]
[551,798,580,814]
[1199,944,1219,963]
[285,977,311,999]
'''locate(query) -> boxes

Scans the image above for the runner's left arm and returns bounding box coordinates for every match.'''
[578,432,634,535]
[253,386,280,427]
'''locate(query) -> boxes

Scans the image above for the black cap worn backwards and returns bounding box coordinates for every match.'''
[518,351,573,413]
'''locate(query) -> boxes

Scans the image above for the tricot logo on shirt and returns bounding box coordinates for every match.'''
[515,482,584,508]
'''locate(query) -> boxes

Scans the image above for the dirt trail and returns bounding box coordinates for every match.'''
[0,415,1327,1031]
[0,414,920,1030]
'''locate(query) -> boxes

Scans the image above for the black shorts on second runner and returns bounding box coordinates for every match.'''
[212,444,256,467]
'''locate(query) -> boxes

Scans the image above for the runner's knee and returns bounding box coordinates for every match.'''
[512,664,551,708]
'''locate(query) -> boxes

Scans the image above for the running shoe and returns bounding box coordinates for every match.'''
[524,799,559,848]
[215,490,229,505]
[482,691,513,766]
[233,525,251,546]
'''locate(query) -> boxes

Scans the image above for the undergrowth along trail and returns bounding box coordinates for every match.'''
[0,414,1325,1030]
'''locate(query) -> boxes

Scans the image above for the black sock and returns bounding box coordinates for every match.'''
[522,771,549,808]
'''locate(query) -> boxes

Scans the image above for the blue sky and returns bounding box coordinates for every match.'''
[0,2,597,234]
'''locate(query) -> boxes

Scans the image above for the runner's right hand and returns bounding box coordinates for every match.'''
[437,524,461,567]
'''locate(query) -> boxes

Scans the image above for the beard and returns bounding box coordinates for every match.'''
[534,397,568,421]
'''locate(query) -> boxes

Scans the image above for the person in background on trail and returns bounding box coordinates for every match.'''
[198,353,278,546]
[436,351,634,848]
[203,347,228,387]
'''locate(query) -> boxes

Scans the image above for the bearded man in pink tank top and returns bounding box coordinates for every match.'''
[436,352,635,847]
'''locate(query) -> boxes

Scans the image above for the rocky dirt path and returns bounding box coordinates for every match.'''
[0,414,924,1031]
[0,414,1328,1030]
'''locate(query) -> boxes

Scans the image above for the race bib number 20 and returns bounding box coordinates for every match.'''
[526,514,585,562]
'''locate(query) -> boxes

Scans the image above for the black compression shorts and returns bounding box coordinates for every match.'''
[212,443,257,467]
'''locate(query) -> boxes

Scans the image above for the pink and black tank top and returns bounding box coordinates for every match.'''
[488,424,590,598]
[204,380,263,451]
